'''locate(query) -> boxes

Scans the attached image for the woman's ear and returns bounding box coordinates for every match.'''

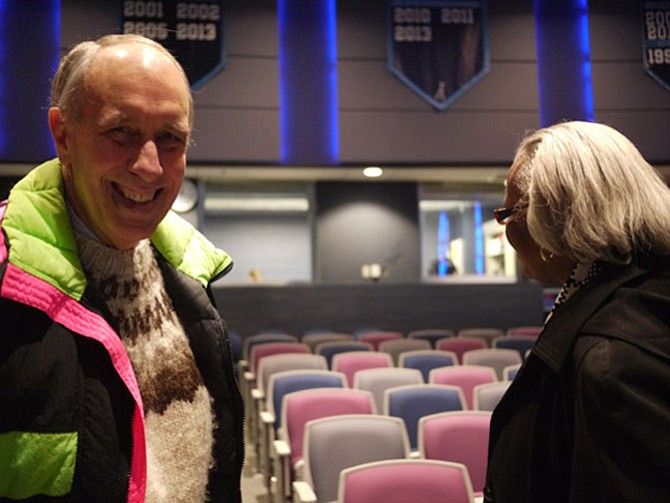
[48,107,71,164]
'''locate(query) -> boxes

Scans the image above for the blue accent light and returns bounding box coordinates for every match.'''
[278,0,339,165]
[534,0,594,126]
[0,0,8,154]
[437,211,450,277]
[473,202,484,275]
[0,0,59,161]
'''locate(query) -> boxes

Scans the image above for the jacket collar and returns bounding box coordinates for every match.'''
[2,159,233,298]
[532,260,647,373]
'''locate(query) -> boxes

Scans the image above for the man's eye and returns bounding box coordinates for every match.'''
[108,128,135,144]
[157,132,187,148]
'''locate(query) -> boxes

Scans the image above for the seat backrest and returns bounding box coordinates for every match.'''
[428,365,497,409]
[456,328,505,348]
[407,329,456,348]
[228,331,243,363]
[352,327,383,339]
[303,414,411,502]
[503,363,521,381]
[314,341,374,368]
[384,384,465,450]
[493,336,537,360]
[256,353,328,395]
[243,333,298,360]
[435,337,486,364]
[358,331,404,350]
[353,367,423,412]
[506,325,543,338]
[301,332,353,352]
[249,342,310,374]
[418,410,491,495]
[332,351,394,387]
[337,459,474,503]
[462,348,522,380]
[378,338,431,365]
[398,350,458,382]
[473,381,512,411]
[267,369,347,430]
[280,388,375,466]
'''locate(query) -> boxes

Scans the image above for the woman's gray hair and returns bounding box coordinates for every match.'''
[50,34,193,129]
[512,121,670,264]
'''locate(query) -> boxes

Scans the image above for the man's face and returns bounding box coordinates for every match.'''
[50,43,191,250]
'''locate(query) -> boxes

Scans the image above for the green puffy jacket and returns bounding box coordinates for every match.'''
[0,159,244,502]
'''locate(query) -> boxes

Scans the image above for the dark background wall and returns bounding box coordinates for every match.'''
[214,281,548,337]
[314,182,420,283]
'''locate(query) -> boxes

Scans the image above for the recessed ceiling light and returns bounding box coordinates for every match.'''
[363,166,383,178]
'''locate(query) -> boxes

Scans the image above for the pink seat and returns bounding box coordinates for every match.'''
[457,328,505,348]
[337,459,474,503]
[429,365,497,409]
[435,336,486,364]
[280,388,375,467]
[244,342,311,454]
[332,351,394,387]
[274,388,375,501]
[249,342,310,374]
[506,325,543,338]
[418,411,492,497]
[358,331,404,350]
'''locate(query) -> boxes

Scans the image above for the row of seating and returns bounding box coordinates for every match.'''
[243,347,522,487]
[234,326,542,363]
[237,329,532,501]
[257,370,505,501]
[274,391,491,503]
[336,458,476,503]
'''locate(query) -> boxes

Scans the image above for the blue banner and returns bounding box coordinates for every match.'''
[643,1,670,92]
[387,0,489,110]
[121,1,225,89]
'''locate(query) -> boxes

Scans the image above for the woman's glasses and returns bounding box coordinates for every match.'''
[493,205,527,225]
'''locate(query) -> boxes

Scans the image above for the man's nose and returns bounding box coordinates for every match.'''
[131,140,162,179]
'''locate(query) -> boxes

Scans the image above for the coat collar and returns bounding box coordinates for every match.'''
[532,260,648,373]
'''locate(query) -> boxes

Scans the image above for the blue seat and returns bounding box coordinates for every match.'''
[228,330,243,366]
[258,369,347,490]
[398,350,458,382]
[493,336,537,360]
[267,370,347,431]
[384,384,465,451]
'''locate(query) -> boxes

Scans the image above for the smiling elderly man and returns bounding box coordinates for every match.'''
[0,34,244,503]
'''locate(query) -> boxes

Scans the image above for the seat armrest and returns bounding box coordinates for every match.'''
[292,481,317,503]
[273,439,290,457]
[272,439,291,503]
[260,411,275,425]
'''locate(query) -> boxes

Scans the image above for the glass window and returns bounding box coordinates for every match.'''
[200,182,312,285]
[419,191,517,283]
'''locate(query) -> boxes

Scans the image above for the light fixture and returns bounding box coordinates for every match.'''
[363,166,383,178]
[172,179,199,213]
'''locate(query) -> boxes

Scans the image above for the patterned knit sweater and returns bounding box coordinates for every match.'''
[77,236,215,502]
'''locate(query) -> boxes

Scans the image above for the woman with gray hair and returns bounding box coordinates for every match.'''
[484,121,670,502]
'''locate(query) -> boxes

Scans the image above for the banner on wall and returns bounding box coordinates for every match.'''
[387,0,489,110]
[643,1,670,92]
[121,0,225,89]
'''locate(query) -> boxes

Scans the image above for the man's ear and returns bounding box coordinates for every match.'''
[48,107,71,164]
